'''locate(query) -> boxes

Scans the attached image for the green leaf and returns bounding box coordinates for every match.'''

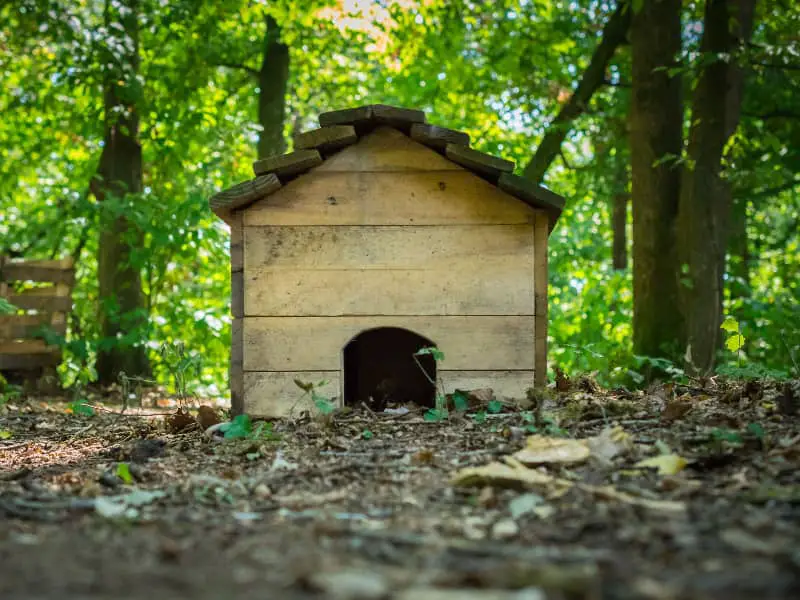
[67,399,95,416]
[472,411,486,423]
[746,422,765,440]
[452,390,468,412]
[224,414,253,439]
[0,430,13,440]
[487,400,503,414]
[116,462,133,484]
[725,333,745,352]
[415,346,444,361]
[424,408,447,422]
[720,316,740,333]
[361,429,374,439]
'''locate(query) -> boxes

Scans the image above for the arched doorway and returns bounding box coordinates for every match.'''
[343,327,436,410]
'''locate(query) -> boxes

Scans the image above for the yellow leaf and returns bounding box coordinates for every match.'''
[512,435,591,465]
[0,430,12,440]
[635,454,688,476]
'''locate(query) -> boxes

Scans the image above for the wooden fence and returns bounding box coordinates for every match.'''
[0,256,75,372]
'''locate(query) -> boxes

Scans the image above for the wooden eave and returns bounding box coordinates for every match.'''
[208,104,565,233]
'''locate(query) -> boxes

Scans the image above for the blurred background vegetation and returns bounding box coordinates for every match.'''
[1,0,797,399]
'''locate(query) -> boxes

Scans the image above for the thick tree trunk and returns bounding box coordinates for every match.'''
[93,0,150,383]
[630,0,684,359]
[523,1,631,184]
[678,0,756,373]
[256,15,289,159]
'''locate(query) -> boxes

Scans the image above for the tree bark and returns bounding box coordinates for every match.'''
[727,195,751,301]
[678,0,757,373]
[93,0,150,383]
[257,15,289,159]
[612,192,629,270]
[630,0,684,359]
[523,0,631,184]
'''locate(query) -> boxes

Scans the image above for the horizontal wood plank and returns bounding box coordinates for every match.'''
[0,315,66,340]
[315,127,461,172]
[243,171,535,227]
[0,340,54,354]
[244,264,534,316]
[440,370,535,400]
[242,316,535,371]
[1,258,75,285]
[244,225,534,269]
[6,291,72,313]
[243,371,341,418]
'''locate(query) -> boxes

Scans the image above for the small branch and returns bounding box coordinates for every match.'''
[750,60,800,72]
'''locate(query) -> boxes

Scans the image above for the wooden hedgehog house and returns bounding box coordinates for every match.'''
[209,105,565,418]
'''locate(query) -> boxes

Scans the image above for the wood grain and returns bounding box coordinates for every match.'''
[315,127,461,172]
[440,370,535,400]
[242,316,535,371]
[244,263,534,317]
[533,212,549,386]
[0,315,66,340]
[243,371,341,418]
[243,171,536,227]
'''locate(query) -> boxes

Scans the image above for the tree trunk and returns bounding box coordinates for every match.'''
[612,191,629,271]
[93,0,150,383]
[630,0,684,360]
[256,15,289,159]
[678,0,756,373]
[523,0,631,184]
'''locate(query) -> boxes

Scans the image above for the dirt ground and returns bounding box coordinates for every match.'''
[1,377,799,600]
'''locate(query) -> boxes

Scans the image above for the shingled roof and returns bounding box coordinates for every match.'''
[209,105,565,233]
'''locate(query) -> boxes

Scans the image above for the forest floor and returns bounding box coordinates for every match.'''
[1,376,799,600]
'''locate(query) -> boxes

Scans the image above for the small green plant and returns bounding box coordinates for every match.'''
[67,395,95,416]
[220,414,277,440]
[415,347,450,422]
[159,341,202,404]
[294,379,336,415]
[720,316,746,367]
[361,429,374,440]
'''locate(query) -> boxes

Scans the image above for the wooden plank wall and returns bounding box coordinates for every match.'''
[238,128,546,417]
[0,257,74,371]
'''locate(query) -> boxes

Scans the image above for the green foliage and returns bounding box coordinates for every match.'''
[361,429,374,440]
[0,298,17,315]
[1,0,796,400]
[294,379,336,415]
[221,414,276,441]
[67,398,94,416]
[116,463,133,484]
[522,411,568,437]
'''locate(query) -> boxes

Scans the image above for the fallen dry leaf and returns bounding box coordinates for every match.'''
[635,454,689,476]
[512,435,591,465]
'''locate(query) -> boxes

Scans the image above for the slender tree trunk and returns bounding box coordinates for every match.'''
[630,0,684,359]
[93,0,150,383]
[256,15,289,159]
[678,0,756,372]
[523,0,631,184]
[612,191,629,271]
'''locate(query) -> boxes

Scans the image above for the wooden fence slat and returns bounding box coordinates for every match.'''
[0,315,66,340]
[0,351,61,370]
[0,258,75,285]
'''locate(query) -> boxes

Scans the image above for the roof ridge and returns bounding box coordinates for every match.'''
[209,104,565,232]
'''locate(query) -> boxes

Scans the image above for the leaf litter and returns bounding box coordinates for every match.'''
[0,376,799,599]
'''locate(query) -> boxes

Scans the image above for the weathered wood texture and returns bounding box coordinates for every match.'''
[244,225,536,316]
[253,149,322,179]
[242,370,535,418]
[445,144,514,182]
[242,316,535,372]
[319,104,425,133]
[0,256,74,372]
[244,171,536,227]
[533,213,549,385]
[294,125,358,155]
[315,127,460,173]
[409,123,470,151]
[209,174,281,220]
